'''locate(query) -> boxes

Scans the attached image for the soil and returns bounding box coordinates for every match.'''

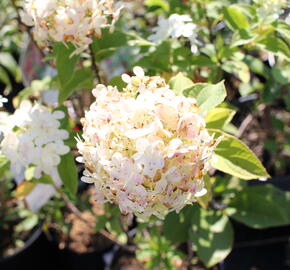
[242,105,290,176]
[65,211,111,253]
[112,254,145,270]
[53,187,112,254]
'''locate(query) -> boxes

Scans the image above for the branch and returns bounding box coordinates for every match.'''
[11,0,44,56]
[53,184,136,253]
[89,44,102,84]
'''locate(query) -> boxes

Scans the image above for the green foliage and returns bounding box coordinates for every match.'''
[164,205,234,267]
[145,0,170,13]
[0,155,9,178]
[184,81,227,112]
[91,29,141,61]
[54,42,93,103]
[226,185,290,229]
[206,108,236,130]
[54,42,80,87]
[137,225,184,270]
[57,152,78,198]
[0,52,21,82]
[109,76,127,91]
[163,206,196,243]
[191,208,233,267]
[210,130,269,180]
[137,42,171,71]
[223,5,250,31]
[169,72,194,95]
[58,68,94,103]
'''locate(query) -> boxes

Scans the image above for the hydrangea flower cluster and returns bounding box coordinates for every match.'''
[77,67,221,220]
[0,101,69,183]
[21,0,122,55]
[149,14,199,54]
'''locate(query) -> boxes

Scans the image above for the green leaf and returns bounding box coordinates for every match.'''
[57,152,78,198]
[196,175,214,209]
[58,68,94,103]
[92,29,133,61]
[25,166,36,181]
[283,92,290,111]
[226,185,290,228]
[163,206,197,243]
[16,214,38,232]
[169,73,194,95]
[109,76,127,91]
[191,55,215,67]
[0,154,9,178]
[95,215,107,232]
[274,21,290,43]
[0,66,11,90]
[191,208,233,267]
[257,36,290,60]
[32,174,54,185]
[223,5,250,31]
[0,52,21,81]
[244,55,270,79]
[184,81,227,112]
[222,60,250,83]
[206,108,236,129]
[137,41,171,71]
[93,29,131,50]
[54,42,80,88]
[145,0,169,12]
[209,130,269,180]
[271,66,290,85]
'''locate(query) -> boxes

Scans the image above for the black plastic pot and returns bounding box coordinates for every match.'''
[58,248,106,270]
[45,227,114,270]
[0,226,65,270]
[250,175,290,191]
[223,176,290,270]
[223,220,290,270]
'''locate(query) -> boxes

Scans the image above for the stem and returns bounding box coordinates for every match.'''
[53,183,135,253]
[187,240,194,268]
[238,114,253,137]
[89,44,102,84]
[11,0,44,56]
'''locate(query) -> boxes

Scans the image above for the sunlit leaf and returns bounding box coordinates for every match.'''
[209,130,269,180]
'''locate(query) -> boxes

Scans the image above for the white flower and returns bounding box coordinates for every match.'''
[77,67,221,220]
[254,0,286,20]
[0,102,69,183]
[149,13,199,54]
[0,95,8,107]
[22,0,122,54]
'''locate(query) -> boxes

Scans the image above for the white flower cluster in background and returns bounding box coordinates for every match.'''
[77,67,221,220]
[254,0,286,20]
[0,101,69,183]
[149,14,199,54]
[0,95,8,107]
[21,0,122,55]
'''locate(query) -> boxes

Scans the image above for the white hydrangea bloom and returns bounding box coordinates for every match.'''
[149,14,199,54]
[21,0,122,55]
[77,67,221,220]
[0,101,69,183]
[0,95,8,107]
[254,0,286,20]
